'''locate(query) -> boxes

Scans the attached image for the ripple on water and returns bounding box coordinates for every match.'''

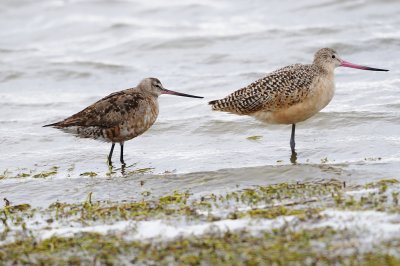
[0,0,399,209]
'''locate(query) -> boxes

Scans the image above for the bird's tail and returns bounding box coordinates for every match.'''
[208,98,231,112]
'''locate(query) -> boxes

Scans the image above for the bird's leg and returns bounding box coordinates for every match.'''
[290,124,298,164]
[108,143,115,166]
[120,142,125,165]
[290,124,296,153]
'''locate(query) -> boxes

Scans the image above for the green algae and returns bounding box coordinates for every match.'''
[26,190,198,226]
[16,172,31,178]
[245,206,320,219]
[0,168,58,179]
[3,203,31,213]
[1,178,400,264]
[246,135,263,141]
[126,167,154,175]
[1,229,399,265]
[32,166,59,179]
[159,190,190,205]
[79,171,98,177]
[2,178,399,230]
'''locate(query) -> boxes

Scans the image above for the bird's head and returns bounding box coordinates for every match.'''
[313,48,388,73]
[138,78,203,99]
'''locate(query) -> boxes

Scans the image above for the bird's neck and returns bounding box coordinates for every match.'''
[315,64,335,76]
[140,89,159,98]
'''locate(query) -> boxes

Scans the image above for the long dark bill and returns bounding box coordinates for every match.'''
[162,89,204,99]
[340,60,389,72]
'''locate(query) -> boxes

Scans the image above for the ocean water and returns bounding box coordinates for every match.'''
[0,0,399,206]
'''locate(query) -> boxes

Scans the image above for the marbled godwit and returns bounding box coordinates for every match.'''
[209,48,388,155]
[44,78,203,165]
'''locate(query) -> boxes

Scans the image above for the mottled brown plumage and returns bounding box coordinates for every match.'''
[209,48,388,155]
[45,78,203,165]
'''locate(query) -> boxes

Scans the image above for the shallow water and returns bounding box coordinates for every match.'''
[1,0,400,206]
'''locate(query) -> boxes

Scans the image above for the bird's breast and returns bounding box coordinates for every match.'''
[310,74,335,112]
[113,98,159,142]
[253,74,335,124]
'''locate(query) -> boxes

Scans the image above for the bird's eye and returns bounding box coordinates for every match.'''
[332,55,336,59]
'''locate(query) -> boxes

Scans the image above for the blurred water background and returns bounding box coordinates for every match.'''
[0,0,399,206]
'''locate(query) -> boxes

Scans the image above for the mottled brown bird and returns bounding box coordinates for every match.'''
[44,78,203,165]
[209,48,388,154]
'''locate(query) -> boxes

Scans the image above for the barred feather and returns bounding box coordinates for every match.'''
[209,63,320,115]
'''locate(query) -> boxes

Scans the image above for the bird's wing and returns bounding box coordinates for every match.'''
[51,89,147,128]
[209,64,317,115]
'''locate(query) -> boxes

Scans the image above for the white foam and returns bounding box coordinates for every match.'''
[316,210,400,242]
[39,216,294,242]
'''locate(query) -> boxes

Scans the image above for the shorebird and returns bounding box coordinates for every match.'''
[209,48,388,155]
[44,78,203,165]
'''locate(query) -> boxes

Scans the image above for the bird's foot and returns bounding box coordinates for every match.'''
[107,159,113,170]
[290,151,298,164]
[120,164,126,175]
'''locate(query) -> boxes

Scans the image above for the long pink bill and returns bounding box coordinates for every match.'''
[340,60,389,72]
[162,89,204,99]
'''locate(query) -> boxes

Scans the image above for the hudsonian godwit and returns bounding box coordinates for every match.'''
[44,78,203,165]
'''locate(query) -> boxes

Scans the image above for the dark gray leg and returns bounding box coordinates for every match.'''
[108,143,115,165]
[120,143,125,165]
[290,124,296,153]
